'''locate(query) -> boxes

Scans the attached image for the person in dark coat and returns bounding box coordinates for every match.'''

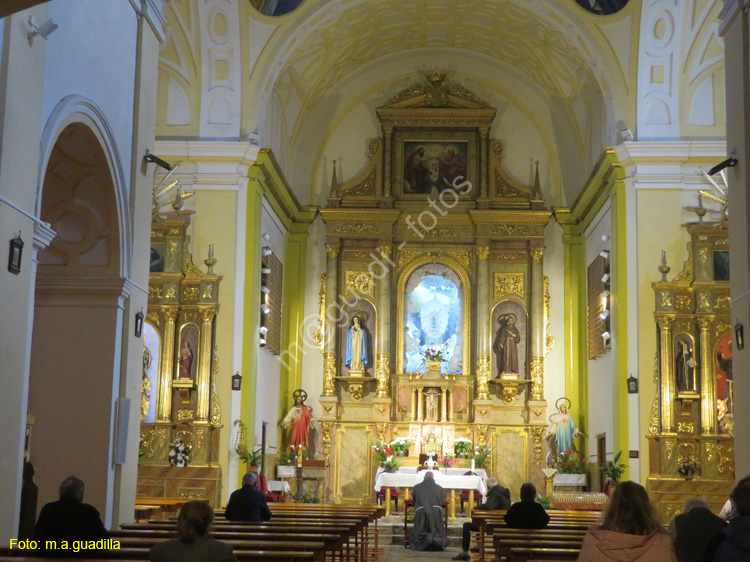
[453,477,511,560]
[668,498,725,562]
[504,482,550,529]
[33,476,109,558]
[224,472,272,522]
[409,471,447,551]
[151,500,237,562]
[705,476,750,562]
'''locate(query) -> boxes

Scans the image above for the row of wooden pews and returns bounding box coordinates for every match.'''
[471,509,602,562]
[1,503,385,562]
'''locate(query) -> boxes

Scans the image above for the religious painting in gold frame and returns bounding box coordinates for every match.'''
[176,323,199,380]
[393,130,478,199]
[396,256,471,375]
[491,300,528,380]
[338,299,376,377]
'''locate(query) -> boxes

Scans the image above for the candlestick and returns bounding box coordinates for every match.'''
[471,459,475,473]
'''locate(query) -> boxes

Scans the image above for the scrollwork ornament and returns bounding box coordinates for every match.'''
[530,358,544,401]
[347,381,364,402]
[494,273,525,299]
[320,422,334,460]
[323,353,336,396]
[476,246,490,261]
[648,398,659,435]
[375,422,387,444]
[377,245,392,259]
[476,425,489,447]
[375,354,390,398]
[476,356,490,400]
[530,426,545,467]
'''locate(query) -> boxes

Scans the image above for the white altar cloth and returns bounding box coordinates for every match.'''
[374,471,487,498]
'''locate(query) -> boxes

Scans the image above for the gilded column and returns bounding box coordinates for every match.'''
[657,315,676,432]
[158,307,178,421]
[476,246,491,400]
[411,389,417,422]
[383,127,393,197]
[479,128,489,197]
[440,390,447,422]
[417,388,424,421]
[698,317,717,433]
[375,245,392,397]
[323,244,339,396]
[196,308,216,422]
[448,389,454,422]
[530,246,545,400]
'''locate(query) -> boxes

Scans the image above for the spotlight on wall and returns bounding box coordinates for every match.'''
[600,250,610,259]
[602,331,611,341]
[259,338,267,347]
[707,154,738,176]
[27,16,58,40]
[601,273,610,283]
[259,326,269,335]
[143,149,173,171]
[262,233,271,240]
[261,267,271,274]
[600,310,610,320]
[601,234,610,242]
[261,286,270,294]
[260,303,270,314]
[262,246,272,256]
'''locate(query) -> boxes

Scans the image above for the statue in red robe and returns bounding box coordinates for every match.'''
[280,390,314,449]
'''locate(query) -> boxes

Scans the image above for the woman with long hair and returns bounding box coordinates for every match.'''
[577,481,676,561]
[150,501,237,562]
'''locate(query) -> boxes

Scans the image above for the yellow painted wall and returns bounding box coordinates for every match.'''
[635,188,690,482]
[189,189,238,494]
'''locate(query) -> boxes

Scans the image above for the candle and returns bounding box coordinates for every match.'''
[209,244,214,258]
[471,459,475,473]
[661,250,666,264]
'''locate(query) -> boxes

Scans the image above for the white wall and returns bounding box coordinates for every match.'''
[584,202,615,477]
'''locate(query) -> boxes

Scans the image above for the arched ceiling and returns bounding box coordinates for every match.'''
[247,0,638,205]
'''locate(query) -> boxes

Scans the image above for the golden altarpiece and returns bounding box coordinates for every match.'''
[137,212,224,507]
[647,221,734,520]
[313,73,555,505]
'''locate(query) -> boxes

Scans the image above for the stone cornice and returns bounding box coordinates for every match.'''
[35,277,130,308]
[718,0,744,36]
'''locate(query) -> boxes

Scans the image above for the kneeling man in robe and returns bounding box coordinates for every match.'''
[409,471,447,551]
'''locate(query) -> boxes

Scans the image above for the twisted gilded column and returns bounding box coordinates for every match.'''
[323,244,339,396]
[158,307,178,421]
[196,308,216,421]
[698,317,717,434]
[530,246,545,400]
[657,315,675,432]
[375,245,392,397]
[476,246,491,400]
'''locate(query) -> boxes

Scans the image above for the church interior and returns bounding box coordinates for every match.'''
[2,0,750,557]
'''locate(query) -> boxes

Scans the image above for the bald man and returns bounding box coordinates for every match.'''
[225,472,272,522]
[409,471,447,551]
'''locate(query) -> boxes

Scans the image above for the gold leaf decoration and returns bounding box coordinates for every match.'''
[494,272,525,299]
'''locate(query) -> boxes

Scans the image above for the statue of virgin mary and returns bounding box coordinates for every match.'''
[345,316,368,374]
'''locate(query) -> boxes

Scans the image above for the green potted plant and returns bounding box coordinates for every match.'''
[600,450,627,486]
[454,437,473,458]
[389,437,412,457]
[237,444,264,472]
[473,444,492,469]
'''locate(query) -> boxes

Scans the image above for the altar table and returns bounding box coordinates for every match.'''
[374,471,488,518]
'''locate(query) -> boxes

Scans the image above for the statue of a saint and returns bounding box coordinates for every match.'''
[544,398,584,456]
[178,340,193,379]
[345,316,368,374]
[493,314,520,375]
[424,389,440,421]
[675,339,697,392]
[280,389,314,449]
[141,344,152,422]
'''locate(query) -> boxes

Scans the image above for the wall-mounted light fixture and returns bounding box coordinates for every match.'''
[736,320,745,351]
[602,331,611,341]
[27,16,58,41]
[261,267,271,274]
[600,250,610,259]
[143,149,172,171]
[260,303,270,314]
[261,285,270,294]
[134,309,145,338]
[600,310,610,320]
[262,246,272,256]
[231,372,242,391]
[601,273,610,283]
[259,326,269,335]
[627,374,639,394]
[8,233,24,274]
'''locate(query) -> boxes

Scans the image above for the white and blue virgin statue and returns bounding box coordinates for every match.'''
[345,316,368,374]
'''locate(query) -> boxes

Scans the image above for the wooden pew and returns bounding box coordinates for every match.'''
[508,547,581,561]
[0,552,316,562]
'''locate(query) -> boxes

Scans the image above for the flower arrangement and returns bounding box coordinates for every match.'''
[552,449,586,474]
[454,437,473,458]
[278,445,314,466]
[473,444,492,469]
[372,441,393,464]
[423,346,447,363]
[439,454,455,468]
[381,456,402,473]
[389,437,412,456]
[678,459,699,480]
[600,450,627,483]
[168,439,192,467]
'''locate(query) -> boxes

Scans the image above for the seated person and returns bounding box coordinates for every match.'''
[503,482,550,529]
[453,477,511,560]
[409,471,447,551]
[668,498,725,562]
[706,476,750,562]
[34,476,108,558]
[225,472,272,522]
[151,500,237,562]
